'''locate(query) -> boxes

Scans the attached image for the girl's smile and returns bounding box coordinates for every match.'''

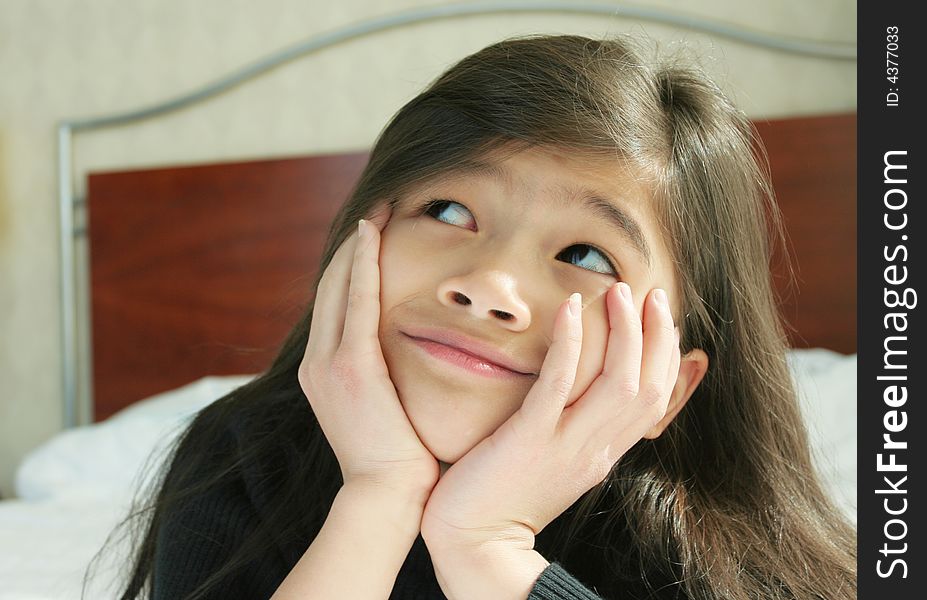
[402,326,539,380]
[375,145,678,463]
[407,334,532,379]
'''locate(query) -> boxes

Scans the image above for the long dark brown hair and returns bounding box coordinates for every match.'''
[93,34,856,599]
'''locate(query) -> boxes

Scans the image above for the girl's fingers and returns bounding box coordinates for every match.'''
[563,285,678,450]
[306,205,392,360]
[519,293,583,433]
[307,229,357,359]
[340,219,383,350]
[603,282,644,394]
[637,289,677,412]
[562,282,641,435]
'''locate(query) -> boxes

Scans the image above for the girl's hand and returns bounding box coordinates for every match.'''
[420,283,680,561]
[298,206,439,498]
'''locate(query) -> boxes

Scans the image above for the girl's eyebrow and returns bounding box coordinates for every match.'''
[454,159,653,267]
[565,189,652,267]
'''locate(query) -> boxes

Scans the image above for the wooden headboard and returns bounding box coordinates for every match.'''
[87,113,856,421]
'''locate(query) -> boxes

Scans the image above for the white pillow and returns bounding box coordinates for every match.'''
[787,348,857,524]
[14,375,255,502]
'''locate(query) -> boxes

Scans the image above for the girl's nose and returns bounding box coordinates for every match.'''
[436,269,531,331]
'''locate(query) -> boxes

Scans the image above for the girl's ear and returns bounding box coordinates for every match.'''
[642,348,709,439]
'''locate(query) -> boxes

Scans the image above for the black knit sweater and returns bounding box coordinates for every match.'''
[150,409,605,599]
[152,491,601,599]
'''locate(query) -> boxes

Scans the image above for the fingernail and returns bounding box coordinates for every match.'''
[674,327,680,345]
[617,282,632,303]
[358,219,367,238]
[653,288,667,305]
[569,292,582,316]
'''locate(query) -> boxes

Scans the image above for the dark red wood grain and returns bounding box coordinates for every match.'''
[88,114,856,420]
[756,114,856,354]
[88,152,369,421]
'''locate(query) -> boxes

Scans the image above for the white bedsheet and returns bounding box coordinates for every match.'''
[0,354,855,599]
[0,494,133,599]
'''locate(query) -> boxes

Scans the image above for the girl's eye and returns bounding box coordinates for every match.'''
[557,245,618,277]
[420,199,618,277]
[423,200,475,229]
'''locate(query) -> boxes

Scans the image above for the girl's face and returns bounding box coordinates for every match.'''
[376,146,680,464]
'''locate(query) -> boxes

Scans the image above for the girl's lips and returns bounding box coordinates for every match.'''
[405,334,532,379]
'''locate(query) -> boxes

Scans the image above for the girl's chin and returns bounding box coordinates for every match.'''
[399,399,502,461]
[422,435,475,465]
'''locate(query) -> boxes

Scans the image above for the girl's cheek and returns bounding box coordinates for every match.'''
[377,227,410,308]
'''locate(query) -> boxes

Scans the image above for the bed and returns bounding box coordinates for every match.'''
[0,8,856,599]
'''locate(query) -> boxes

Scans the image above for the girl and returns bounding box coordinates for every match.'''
[108,34,856,599]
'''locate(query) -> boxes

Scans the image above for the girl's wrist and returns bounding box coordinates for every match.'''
[342,460,440,503]
[429,538,550,600]
[339,479,433,517]
[274,481,428,598]
[333,483,431,556]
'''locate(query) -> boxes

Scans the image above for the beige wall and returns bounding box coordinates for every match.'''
[0,0,855,498]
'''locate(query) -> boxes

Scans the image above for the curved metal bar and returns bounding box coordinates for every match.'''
[57,1,856,426]
[64,1,854,131]
[58,124,77,428]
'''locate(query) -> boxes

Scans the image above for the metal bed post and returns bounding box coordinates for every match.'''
[57,124,78,428]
